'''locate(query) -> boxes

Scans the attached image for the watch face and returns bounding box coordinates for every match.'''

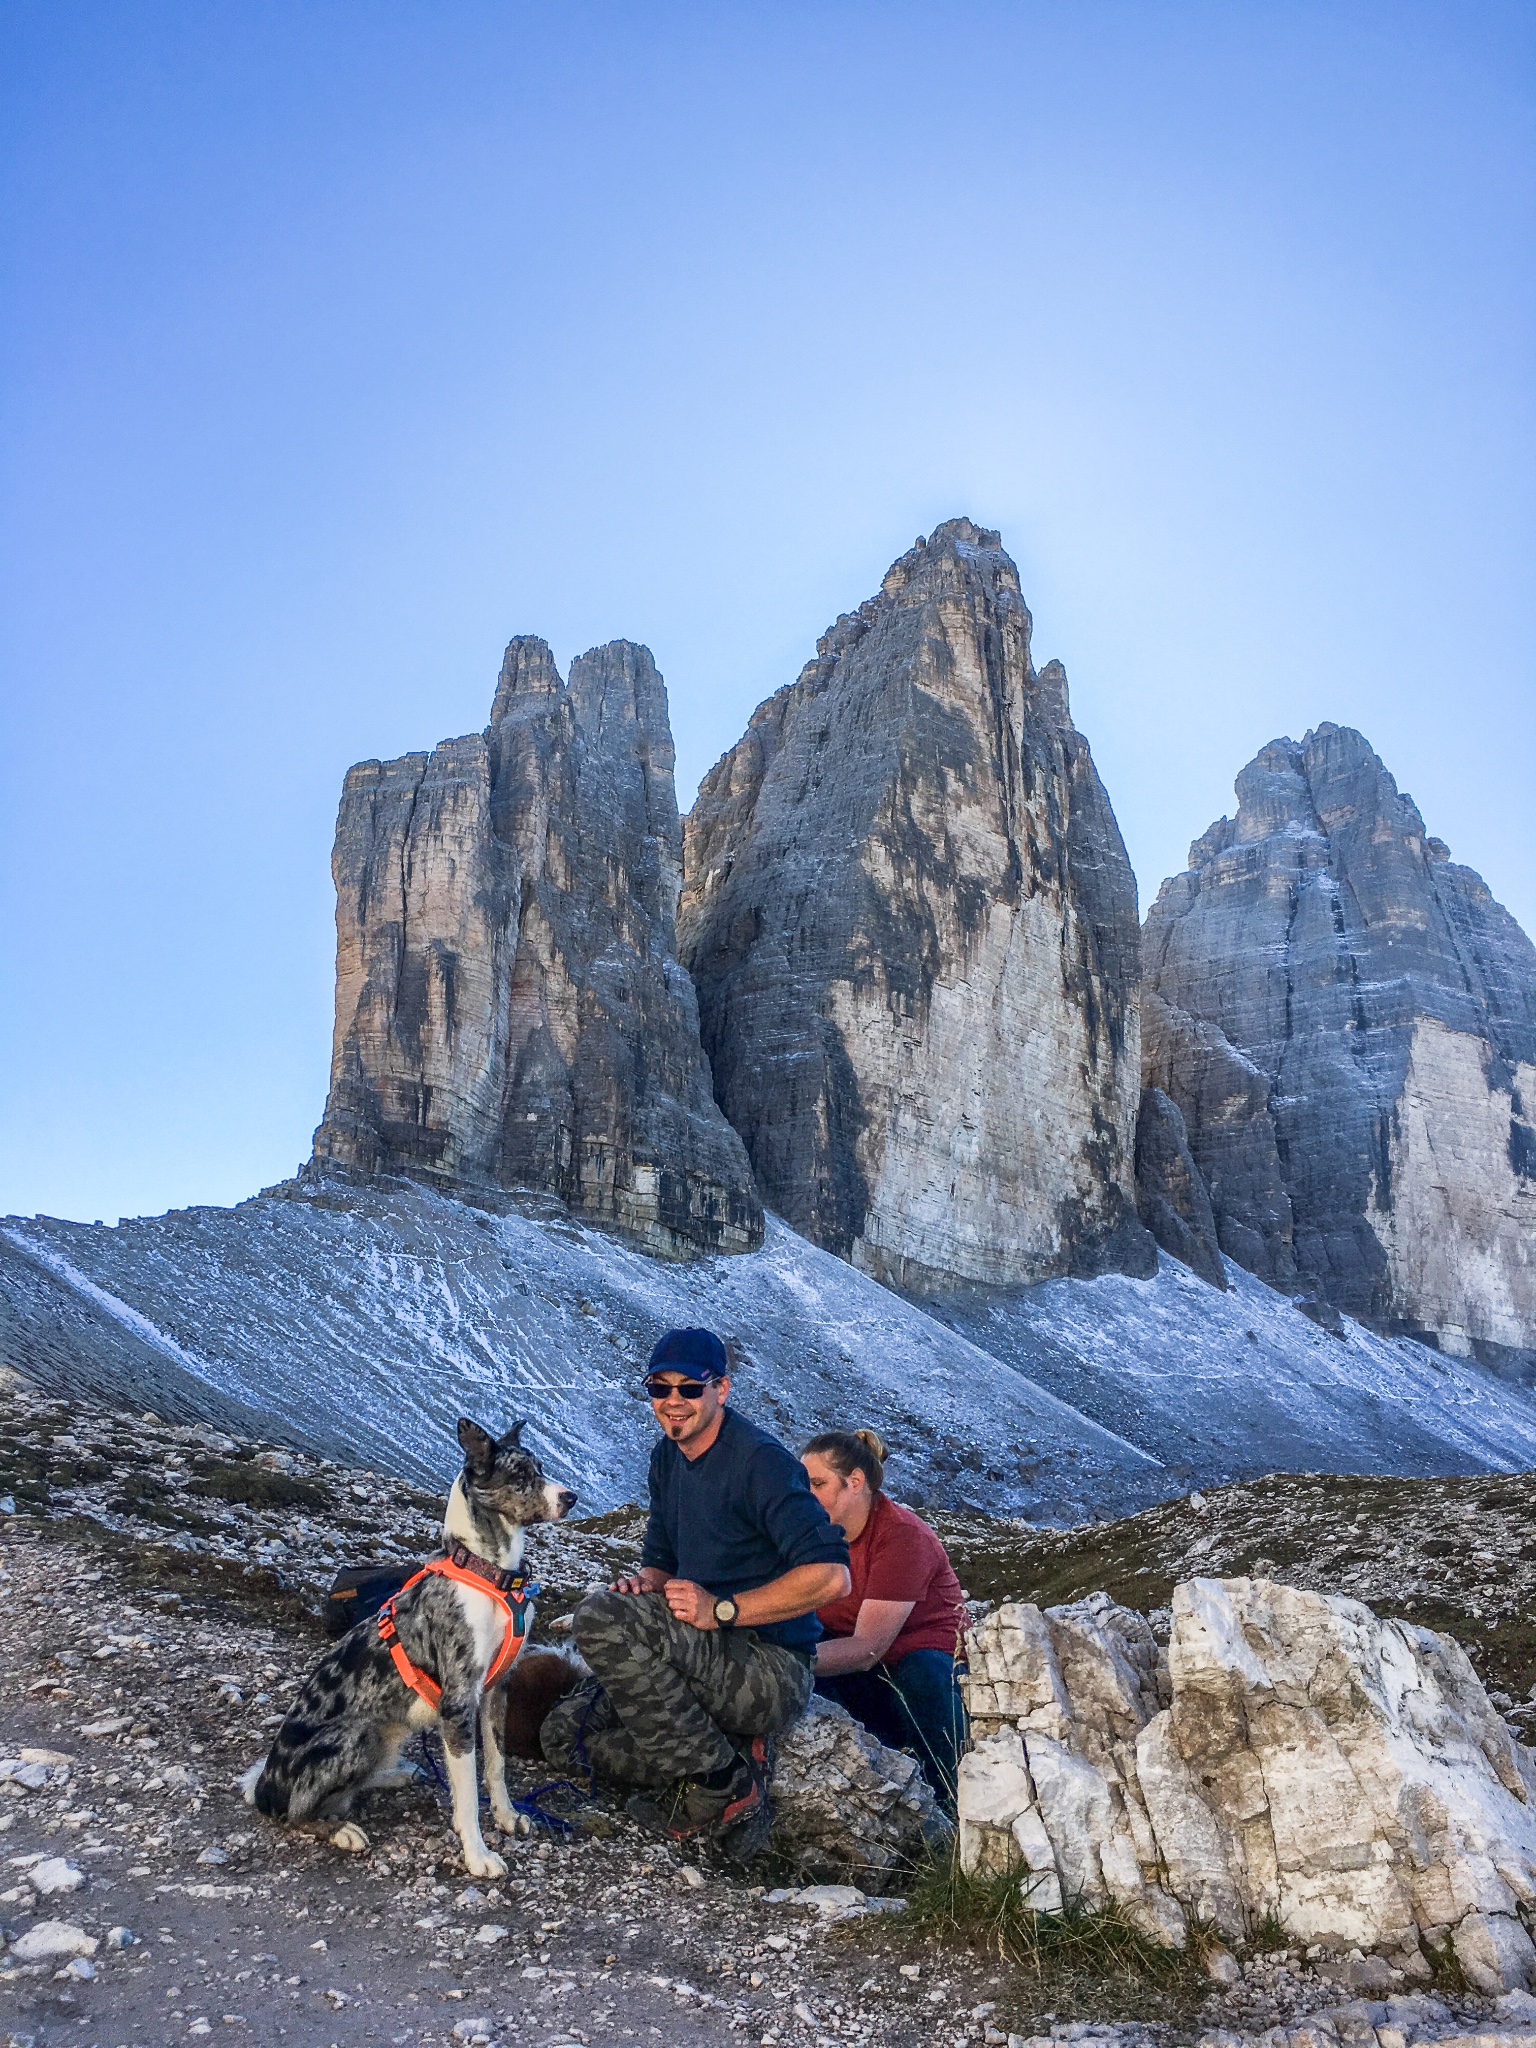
[715,1597,737,1623]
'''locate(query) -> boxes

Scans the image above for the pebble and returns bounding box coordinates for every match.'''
[9,1920,98,1962]
[78,1714,133,1737]
[29,1856,84,1895]
[0,1761,51,1791]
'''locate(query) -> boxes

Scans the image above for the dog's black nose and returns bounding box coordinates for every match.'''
[557,1488,578,1517]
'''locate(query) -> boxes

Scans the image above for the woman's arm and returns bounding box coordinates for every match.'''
[814,1598,915,1675]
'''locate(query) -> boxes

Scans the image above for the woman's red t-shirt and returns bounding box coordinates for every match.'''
[815,1493,966,1662]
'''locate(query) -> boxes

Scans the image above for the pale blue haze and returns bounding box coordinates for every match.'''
[2,2,1532,1222]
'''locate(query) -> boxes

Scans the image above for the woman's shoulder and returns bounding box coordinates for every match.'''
[871,1494,946,1553]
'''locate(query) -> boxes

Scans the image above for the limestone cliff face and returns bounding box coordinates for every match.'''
[312,637,763,1256]
[1133,1087,1227,1291]
[1143,724,1536,1369]
[678,519,1150,1294]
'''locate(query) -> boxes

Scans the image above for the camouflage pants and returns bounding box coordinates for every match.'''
[540,1590,813,1788]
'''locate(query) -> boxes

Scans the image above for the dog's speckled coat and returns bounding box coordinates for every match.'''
[244,1417,575,1876]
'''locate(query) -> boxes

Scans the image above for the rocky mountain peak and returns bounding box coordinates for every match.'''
[312,636,761,1256]
[1144,724,1536,1371]
[489,632,565,719]
[680,518,1149,1294]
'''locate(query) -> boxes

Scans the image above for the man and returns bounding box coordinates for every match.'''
[541,1328,850,1854]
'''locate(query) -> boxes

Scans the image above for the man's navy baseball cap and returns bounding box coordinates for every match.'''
[645,1328,729,1381]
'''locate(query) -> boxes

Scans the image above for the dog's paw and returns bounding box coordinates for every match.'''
[236,1760,265,1806]
[463,1846,507,1880]
[330,1822,370,1854]
[492,1807,532,1839]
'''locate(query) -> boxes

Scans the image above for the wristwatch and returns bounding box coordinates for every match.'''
[712,1596,739,1630]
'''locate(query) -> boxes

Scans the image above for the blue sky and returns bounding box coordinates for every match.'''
[3,1,1532,1224]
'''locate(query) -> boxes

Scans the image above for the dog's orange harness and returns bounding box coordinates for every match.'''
[377,1545,536,1710]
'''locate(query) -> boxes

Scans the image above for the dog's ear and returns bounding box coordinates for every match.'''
[457,1418,497,1477]
[498,1419,526,1450]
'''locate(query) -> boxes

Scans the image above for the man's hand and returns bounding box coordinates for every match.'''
[662,1578,716,1628]
[610,1565,671,1595]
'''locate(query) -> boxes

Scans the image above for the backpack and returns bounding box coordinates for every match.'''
[322,1560,423,1637]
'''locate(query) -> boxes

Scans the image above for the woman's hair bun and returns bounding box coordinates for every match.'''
[801,1427,888,1493]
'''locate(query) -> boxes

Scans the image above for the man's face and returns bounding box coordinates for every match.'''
[647,1370,728,1446]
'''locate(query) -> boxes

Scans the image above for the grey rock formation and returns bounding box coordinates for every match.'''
[1143,725,1536,1370]
[770,1693,951,1879]
[679,518,1151,1294]
[311,636,762,1257]
[1133,1087,1227,1290]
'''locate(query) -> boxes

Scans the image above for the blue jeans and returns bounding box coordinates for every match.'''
[815,1647,967,1813]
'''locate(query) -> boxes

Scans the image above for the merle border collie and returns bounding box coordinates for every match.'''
[242,1418,575,1877]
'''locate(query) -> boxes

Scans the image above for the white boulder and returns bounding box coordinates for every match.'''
[959,1575,1536,1987]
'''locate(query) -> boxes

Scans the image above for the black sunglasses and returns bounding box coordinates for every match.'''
[643,1375,712,1400]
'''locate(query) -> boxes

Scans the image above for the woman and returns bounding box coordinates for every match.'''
[800,1428,967,1812]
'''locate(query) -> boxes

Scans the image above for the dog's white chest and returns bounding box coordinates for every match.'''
[450,1579,532,1685]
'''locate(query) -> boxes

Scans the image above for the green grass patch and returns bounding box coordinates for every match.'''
[904,1852,1189,1981]
[853,1848,1213,2027]
[566,1503,647,1538]
[188,1459,329,1513]
[109,1471,224,1534]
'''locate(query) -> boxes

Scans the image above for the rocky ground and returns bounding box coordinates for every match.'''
[2,1375,1533,2048]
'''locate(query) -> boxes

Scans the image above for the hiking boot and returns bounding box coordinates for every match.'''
[625,1758,753,1841]
[713,1734,775,1866]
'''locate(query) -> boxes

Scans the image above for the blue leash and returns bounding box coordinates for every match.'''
[417,1731,452,1803]
[511,1682,604,1834]
[413,1735,591,1836]
[510,1779,587,1836]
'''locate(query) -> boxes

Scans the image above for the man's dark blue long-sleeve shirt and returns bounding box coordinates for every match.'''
[640,1407,850,1652]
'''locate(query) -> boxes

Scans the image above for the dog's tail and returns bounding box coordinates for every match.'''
[502,1647,584,1759]
[239,1755,289,1818]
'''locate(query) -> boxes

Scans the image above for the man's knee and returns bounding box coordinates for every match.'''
[572,1588,662,1672]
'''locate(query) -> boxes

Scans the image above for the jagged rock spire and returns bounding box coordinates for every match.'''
[679,519,1149,1294]
[312,638,762,1257]
[1144,722,1536,1368]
